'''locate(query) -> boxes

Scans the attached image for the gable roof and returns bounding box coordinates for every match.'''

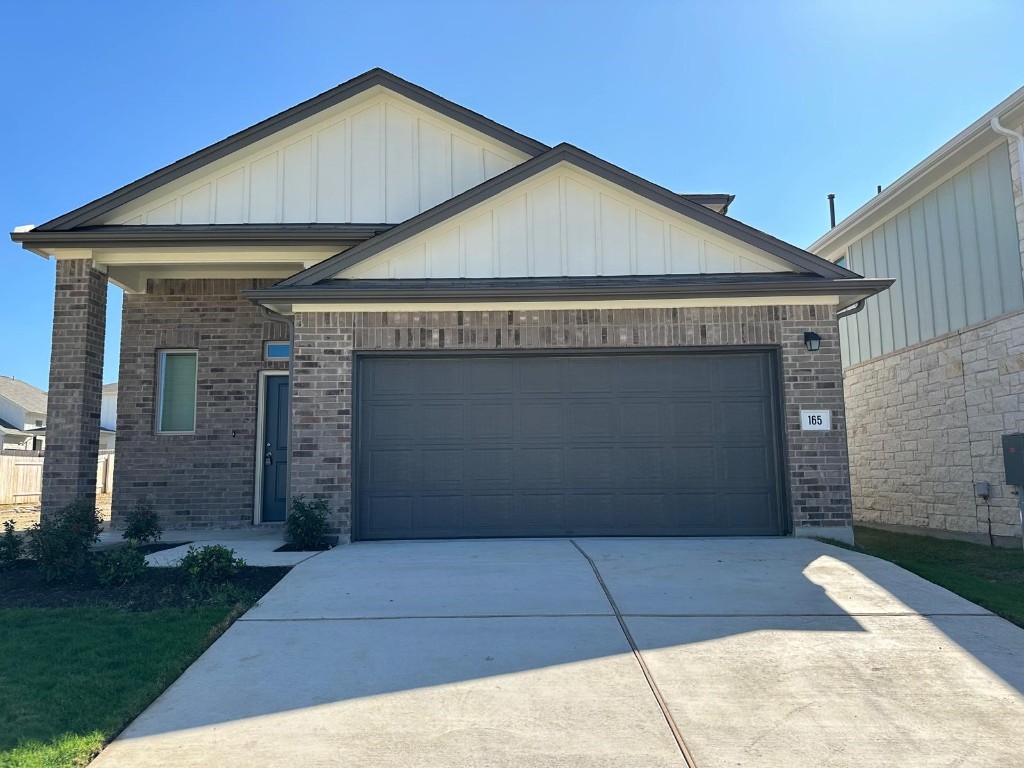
[280,143,859,287]
[0,376,47,414]
[33,68,551,232]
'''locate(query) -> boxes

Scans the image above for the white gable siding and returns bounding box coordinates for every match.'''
[338,164,791,279]
[98,91,528,226]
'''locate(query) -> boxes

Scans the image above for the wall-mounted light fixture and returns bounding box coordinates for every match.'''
[804,332,822,352]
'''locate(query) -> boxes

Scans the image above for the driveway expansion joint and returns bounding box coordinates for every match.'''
[571,539,699,768]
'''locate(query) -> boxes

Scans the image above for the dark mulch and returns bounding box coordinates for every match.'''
[274,542,333,552]
[0,560,291,610]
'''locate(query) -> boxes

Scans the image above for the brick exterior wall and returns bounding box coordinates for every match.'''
[111,279,288,529]
[42,259,107,517]
[844,307,1024,542]
[290,305,852,542]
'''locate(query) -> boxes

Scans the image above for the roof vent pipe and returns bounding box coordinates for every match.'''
[991,116,1024,192]
[827,194,836,229]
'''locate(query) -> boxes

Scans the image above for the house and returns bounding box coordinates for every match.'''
[0,376,47,451]
[810,86,1024,545]
[11,69,889,542]
[20,382,118,452]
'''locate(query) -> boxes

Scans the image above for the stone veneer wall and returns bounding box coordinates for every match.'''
[843,307,1024,542]
[290,305,852,542]
[111,279,288,528]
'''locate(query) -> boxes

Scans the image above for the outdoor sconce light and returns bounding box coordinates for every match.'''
[804,332,822,352]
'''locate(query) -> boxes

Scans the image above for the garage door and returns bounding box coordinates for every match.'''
[355,352,784,540]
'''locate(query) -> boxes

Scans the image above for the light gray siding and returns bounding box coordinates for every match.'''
[841,143,1024,367]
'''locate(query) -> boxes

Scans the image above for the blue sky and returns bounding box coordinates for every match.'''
[2,0,1022,390]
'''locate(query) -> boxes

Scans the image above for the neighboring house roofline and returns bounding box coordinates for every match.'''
[246,274,893,311]
[0,377,48,415]
[281,143,858,287]
[809,84,1024,260]
[28,68,552,233]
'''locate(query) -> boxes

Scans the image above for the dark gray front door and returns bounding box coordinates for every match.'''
[261,376,289,523]
[355,352,784,540]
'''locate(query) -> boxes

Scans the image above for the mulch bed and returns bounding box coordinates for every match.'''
[274,542,333,552]
[0,561,291,611]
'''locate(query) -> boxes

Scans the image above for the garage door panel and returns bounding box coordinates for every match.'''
[467,449,514,487]
[367,405,416,440]
[415,496,463,531]
[421,449,463,487]
[620,402,666,438]
[518,402,564,439]
[516,494,566,528]
[670,402,714,438]
[465,494,515,528]
[517,448,564,486]
[716,400,769,437]
[421,404,464,440]
[369,449,417,487]
[356,353,783,539]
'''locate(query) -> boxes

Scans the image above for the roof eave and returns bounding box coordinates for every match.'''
[809,85,1024,258]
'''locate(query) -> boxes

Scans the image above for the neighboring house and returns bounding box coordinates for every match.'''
[0,376,47,451]
[11,69,889,542]
[810,87,1024,545]
[23,382,117,452]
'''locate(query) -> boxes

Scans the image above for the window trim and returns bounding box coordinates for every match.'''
[156,349,199,435]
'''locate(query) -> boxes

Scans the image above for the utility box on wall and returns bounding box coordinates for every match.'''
[1002,434,1024,486]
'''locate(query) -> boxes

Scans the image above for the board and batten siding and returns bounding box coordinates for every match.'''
[339,164,790,279]
[99,93,526,227]
[840,143,1024,367]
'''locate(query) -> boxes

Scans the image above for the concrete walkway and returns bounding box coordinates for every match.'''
[91,538,1024,768]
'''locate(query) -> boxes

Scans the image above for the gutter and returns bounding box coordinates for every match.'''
[990,116,1024,194]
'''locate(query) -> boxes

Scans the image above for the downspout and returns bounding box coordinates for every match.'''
[260,305,295,527]
[991,116,1024,190]
[836,300,866,320]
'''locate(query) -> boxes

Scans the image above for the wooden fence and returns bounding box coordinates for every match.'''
[0,452,115,505]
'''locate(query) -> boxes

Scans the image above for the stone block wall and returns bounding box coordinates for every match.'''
[42,259,107,516]
[291,304,852,542]
[112,279,288,528]
[844,307,1024,542]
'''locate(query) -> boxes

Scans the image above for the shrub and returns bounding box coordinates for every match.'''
[27,499,102,582]
[286,496,332,550]
[180,545,245,585]
[0,519,22,569]
[122,499,162,543]
[94,544,147,586]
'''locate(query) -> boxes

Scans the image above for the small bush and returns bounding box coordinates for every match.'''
[286,496,332,550]
[94,544,147,586]
[27,500,102,582]
[0,519,23,569]
[180,545,245,585]
[122,499,162,543]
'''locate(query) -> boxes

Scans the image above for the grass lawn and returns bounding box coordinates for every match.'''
[849,525,1024,628]
[0,568,290,768]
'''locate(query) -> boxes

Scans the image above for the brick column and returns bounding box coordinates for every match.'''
[42,259,107,518]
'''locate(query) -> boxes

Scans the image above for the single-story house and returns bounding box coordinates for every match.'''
[12,69,889,542]
[810,86,1024,546]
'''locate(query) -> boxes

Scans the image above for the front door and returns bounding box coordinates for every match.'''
[261,376,289,522]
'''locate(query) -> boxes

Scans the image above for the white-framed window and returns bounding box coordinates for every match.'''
[157,350,198,434]
[264,341,291,361]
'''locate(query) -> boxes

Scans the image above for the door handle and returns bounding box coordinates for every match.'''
[265,451,274,466]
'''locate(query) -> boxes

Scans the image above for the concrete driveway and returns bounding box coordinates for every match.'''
[92,538,1024,767]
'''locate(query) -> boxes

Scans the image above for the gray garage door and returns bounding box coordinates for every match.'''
[355,352,784,540]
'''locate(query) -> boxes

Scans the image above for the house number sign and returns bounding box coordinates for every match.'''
[800,410,831,431]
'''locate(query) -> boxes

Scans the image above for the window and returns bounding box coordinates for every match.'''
[157,351,198,433]
[34,420,43,427]
[264,341,291,361]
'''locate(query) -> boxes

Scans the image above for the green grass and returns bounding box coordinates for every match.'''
[848,525,1024,628]
[0,605,242,768]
